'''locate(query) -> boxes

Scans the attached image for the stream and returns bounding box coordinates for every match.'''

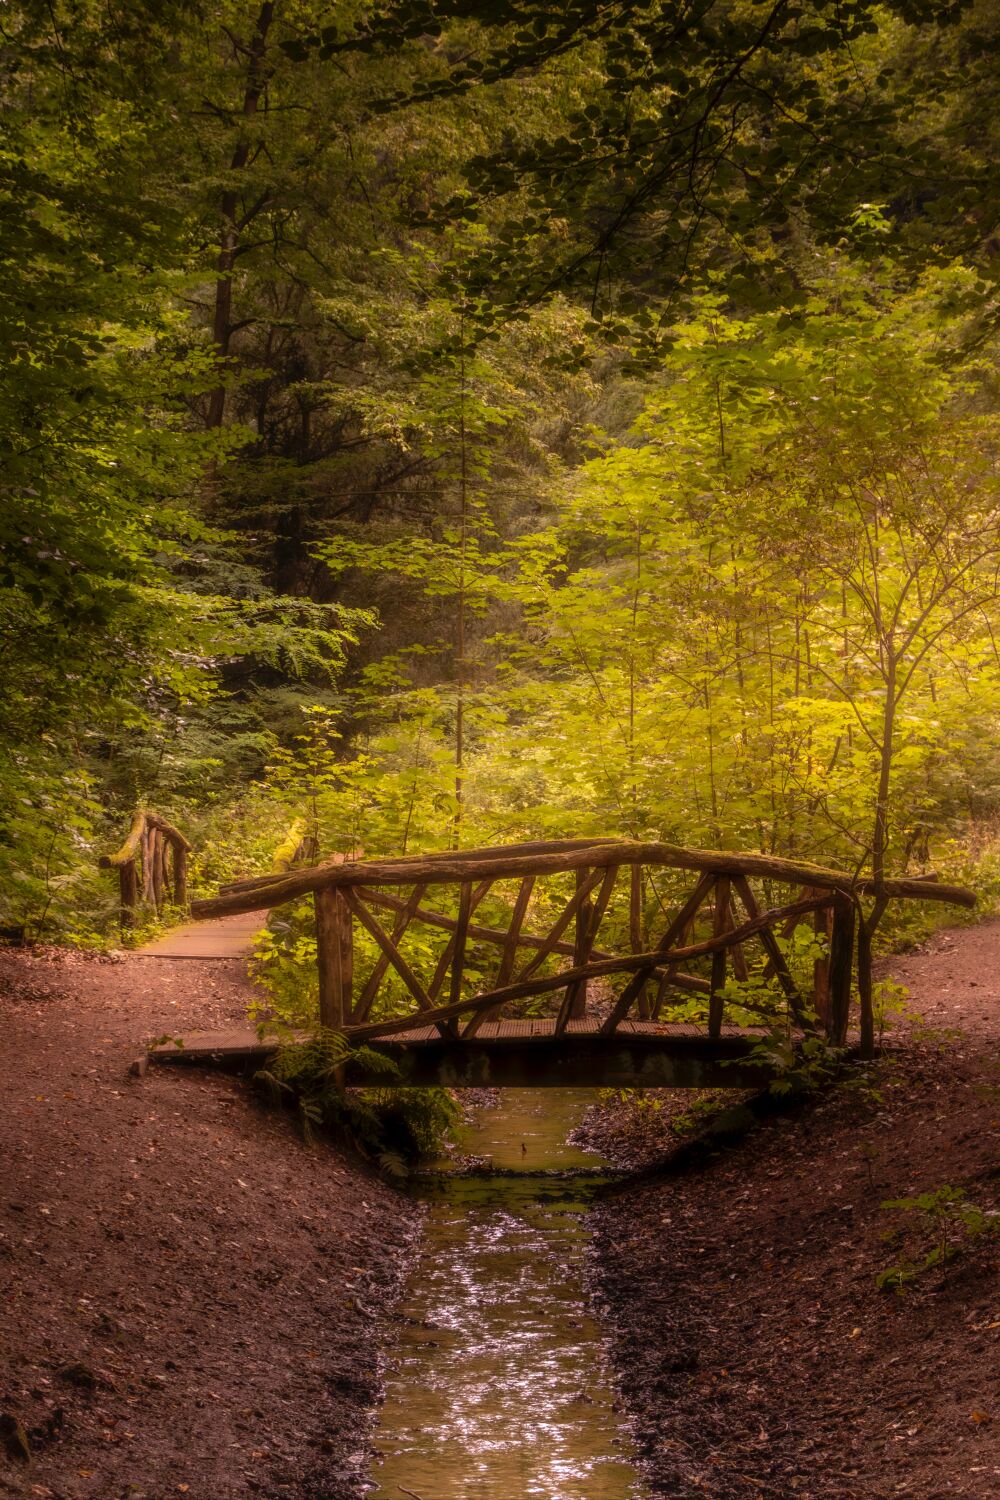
[368,1089,647,1500]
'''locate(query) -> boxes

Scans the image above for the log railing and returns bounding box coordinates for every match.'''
[269,817,319,875]
[100,812,324,936]
[190,839,976,1059]
[100,811,192,931]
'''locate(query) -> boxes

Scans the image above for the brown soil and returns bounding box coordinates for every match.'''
[588,920,1000,1498]
[0,948,419,1500]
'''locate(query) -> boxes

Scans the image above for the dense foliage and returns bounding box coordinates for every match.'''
[256,1027,461,1170]
[3,0,1000,985]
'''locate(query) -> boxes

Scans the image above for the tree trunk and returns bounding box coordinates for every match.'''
[857,919,876,1060]
[206,2,275,429]
[871,650,897,891]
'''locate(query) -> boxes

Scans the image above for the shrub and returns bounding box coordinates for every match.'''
[876,1185,1000,1291]
[255,1028,460,1175]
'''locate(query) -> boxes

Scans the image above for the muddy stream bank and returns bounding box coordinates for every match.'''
[368,1089,646,1500]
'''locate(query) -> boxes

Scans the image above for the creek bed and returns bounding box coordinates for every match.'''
[368,1089,646,1499]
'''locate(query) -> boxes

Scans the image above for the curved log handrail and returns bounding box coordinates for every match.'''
[99,810,192,931]
[190,839,975,921]
[213,837,602,900]
[269,817,319,875]
[99,810,192,869]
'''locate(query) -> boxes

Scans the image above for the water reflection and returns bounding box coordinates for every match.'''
[369,1090,646,1500]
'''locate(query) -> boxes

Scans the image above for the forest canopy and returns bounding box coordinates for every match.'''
[3,0,1000,944]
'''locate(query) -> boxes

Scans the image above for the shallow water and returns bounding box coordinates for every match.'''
[368,1090,646,1500]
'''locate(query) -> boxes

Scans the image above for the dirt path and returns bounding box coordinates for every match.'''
[588,919,1000,1498]
[0,946,419,1500]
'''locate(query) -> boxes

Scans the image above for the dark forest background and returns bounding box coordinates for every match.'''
[5,0,1000,945]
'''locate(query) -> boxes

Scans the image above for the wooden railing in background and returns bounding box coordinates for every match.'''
[100,812,324,936]
[191,838,977,1059]
[269,817,318,875]
[100,811,192,931]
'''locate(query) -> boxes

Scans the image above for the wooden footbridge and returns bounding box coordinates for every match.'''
[122,832,976,1089]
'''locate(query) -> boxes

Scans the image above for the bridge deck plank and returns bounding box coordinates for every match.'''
[373,1019,766,1042]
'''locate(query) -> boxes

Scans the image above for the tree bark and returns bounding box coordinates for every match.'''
[206,1,275,429]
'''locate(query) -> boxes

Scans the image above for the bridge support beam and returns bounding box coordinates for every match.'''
[149,1025,788,1089]
[351,1032,772,1090]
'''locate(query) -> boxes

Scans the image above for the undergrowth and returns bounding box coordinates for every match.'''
[876,1185,1000,1292]
[255,1028,460,1176]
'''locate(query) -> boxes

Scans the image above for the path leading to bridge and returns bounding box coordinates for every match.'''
[136,909,268,959]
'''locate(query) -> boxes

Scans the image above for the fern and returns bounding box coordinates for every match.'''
[377,1149,409,1180]
[254,1027,458,1168]
[351,1044,403,1079]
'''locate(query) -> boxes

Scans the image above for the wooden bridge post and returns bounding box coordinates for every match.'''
[570,869,591,1019]
[827,897,855,1046]
[174,844,188,908]
[812,897,833,1032]
[150,829,165,911]
[141,824,155,906]
[630,865,652,1019]
[708,876,731,1040]
[446,881,473,1038]
[118,860,139,931]
[315,885,353,1030]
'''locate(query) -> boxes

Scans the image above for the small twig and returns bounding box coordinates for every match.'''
[399,1488,425,1500]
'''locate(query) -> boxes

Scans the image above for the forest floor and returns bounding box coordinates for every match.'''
[0,947,419,1500]
[585,920,1000,1498]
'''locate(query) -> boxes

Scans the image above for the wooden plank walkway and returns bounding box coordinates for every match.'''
[136,911,268,960]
